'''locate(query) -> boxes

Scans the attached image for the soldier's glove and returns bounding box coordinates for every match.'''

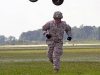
[67,37,72,41]
[46,34,52,39]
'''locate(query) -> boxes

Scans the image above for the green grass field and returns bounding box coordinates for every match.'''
[0,45,100,75]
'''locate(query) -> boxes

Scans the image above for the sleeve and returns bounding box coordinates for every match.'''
[64,22,72,38]
[42,22,50,37]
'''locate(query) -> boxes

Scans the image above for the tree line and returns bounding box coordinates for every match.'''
[0,36,16,43]
[20,25,100,42]
[0,25,100,45]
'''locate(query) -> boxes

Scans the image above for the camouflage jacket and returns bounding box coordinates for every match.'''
[42,20,72,42]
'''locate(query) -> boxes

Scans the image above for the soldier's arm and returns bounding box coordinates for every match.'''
[64,23,72,38]
[42,22,50,37]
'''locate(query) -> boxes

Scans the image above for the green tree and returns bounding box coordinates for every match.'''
[0,35,6,43]
[7,36,16,41]
[82,26,93,40]
[98,27,100,40]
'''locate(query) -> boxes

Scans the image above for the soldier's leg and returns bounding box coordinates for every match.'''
[53,43,63,70]
[47,46,54,63]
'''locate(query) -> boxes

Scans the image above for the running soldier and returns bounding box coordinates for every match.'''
[42,11,72,73]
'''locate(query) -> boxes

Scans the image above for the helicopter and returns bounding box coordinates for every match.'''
[29,0,64,6]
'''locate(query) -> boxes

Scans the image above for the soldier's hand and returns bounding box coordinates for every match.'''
[67,37,72,41]
[46,34,52,39]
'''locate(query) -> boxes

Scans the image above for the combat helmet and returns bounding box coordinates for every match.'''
[53,11,63,19]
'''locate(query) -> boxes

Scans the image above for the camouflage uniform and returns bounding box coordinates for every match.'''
[42,11,72,70]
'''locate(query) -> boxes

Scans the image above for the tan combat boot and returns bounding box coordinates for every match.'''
[54,69,59,73]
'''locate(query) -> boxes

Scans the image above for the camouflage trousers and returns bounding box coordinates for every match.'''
[46,41,63,70]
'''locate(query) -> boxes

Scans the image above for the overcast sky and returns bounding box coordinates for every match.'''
[0,0,100,39]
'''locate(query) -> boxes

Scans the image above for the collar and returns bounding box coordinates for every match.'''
[53,20,62,27]
[53,20,62,24]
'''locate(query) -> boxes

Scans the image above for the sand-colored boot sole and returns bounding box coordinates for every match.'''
[54,69,59,73]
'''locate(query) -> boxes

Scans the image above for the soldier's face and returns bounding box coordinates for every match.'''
[54,18,61,24]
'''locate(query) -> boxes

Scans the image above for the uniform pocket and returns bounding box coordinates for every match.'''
[53,50,63,57]
[46,41,54,45]
[56,43,63,49]
[57,50,63,55]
